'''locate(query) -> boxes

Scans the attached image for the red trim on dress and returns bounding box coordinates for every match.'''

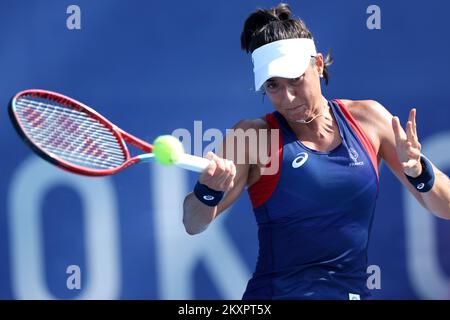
[248,113,283,208]
[334,99,379,178]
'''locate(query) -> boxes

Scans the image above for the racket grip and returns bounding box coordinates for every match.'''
[176,154,210,172]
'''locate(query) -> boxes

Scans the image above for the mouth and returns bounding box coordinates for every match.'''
[285,104,305,111]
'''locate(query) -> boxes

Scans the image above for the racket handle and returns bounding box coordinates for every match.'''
[176,154,210,173]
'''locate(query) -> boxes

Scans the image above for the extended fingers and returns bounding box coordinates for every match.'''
[406,121,415,143]
[407,108,421,149]
[410,108,417,137]
[392,116,405,145]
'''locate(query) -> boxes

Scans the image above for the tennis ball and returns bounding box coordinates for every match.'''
[152,135,184,165]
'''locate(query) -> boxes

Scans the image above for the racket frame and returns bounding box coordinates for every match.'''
[9,89,154,176]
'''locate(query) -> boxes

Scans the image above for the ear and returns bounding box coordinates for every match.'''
[314,53,324,77]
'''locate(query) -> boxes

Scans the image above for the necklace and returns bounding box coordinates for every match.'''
[295,103,329,124]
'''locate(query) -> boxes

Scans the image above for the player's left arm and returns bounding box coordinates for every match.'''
[368,100,450,219]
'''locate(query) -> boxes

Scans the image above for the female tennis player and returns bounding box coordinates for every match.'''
[182,3,450,300]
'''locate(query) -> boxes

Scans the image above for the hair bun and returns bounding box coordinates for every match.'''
[274,3,292,21]
[240,3,310,54]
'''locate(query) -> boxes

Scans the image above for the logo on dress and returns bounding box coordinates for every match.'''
[348,147,364,167]
[292,152,309,168]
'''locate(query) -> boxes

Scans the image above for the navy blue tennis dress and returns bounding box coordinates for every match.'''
[243,99,379,300]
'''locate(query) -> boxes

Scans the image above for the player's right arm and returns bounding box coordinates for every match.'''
[182,119,263,235]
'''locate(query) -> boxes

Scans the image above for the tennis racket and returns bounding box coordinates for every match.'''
[8,89,210,176]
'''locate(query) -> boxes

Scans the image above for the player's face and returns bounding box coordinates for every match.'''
[263,55,324,123]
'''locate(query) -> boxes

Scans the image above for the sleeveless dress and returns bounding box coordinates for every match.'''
[243,99,379,300]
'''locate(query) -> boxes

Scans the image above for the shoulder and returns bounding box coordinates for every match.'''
[336,99,391,122]
[336,99,394,153]
[336,99,393,132]
[231,117,269,131]
[222,117,270,161]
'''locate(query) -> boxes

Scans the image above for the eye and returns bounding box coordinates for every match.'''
[264,81,279,92]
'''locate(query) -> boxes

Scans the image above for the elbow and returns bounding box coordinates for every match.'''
[182,211,198,235]
[438,206,450,220]
[433,212,450,220]
[183,220,207,236]
[429,204,450,220]
[184,226,197,236]
[182,197,199,235]
[183,219,197,235]
[185,229,197,236]
[185,229,201,236]
[182,209,208,236]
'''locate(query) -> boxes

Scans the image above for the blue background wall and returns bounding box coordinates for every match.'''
[0,0,449,299]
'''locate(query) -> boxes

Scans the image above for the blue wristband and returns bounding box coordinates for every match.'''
[194,181,224,207]
[405,155,435,193]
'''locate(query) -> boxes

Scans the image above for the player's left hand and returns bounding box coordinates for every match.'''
[392,108,422,178]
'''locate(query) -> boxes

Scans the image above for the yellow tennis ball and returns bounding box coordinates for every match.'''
[152,135,184,165]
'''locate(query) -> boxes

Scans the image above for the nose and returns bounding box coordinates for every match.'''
[281,85,297,105]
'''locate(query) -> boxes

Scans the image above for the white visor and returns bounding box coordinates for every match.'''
[251,38,317,91]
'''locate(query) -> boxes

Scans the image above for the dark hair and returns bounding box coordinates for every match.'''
[240,3,332,85]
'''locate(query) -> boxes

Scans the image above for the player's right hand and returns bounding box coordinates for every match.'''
[199,152,236,192]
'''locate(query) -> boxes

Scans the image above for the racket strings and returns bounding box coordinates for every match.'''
[17,111,124,169]
[15,97,126,169]
[20,99,121,144]
[44,145,122,169]
[19,122,124,169]
[17,100,122,161]
[16,98,125,168]
[18,109,125,157]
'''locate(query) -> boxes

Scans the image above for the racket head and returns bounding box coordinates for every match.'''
[9,89,133,176]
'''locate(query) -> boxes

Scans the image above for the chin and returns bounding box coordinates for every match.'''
[285,110,311,123]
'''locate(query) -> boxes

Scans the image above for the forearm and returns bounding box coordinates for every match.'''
[183,192,217,235]
[421,166,450,219]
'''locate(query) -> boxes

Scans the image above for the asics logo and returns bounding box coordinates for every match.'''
[292,152,308,168]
